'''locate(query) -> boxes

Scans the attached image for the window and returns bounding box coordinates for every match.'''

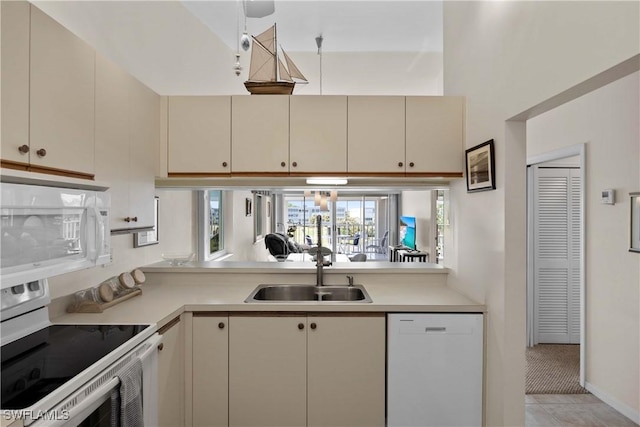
[198,190,224,260]
[254,193,264,242]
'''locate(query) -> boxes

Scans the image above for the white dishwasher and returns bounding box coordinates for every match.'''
[387,313,484,427]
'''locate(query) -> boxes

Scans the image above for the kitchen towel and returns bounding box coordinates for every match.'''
[111,357,144,427]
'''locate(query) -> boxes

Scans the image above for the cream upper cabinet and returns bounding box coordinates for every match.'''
[289,96,347,174]
[229,315,307,427]
[406,96,465,175]
[95,54,130,230]
[29,6,95,177]
[95,53,157,231]
[1,1,30,165]
[168,96,231,175]
[192,315,229,427]
[347,96,406,174]
[158,317,185,427]
[127,78,158,230]
[231,95,290,173]
[307,314,386,427]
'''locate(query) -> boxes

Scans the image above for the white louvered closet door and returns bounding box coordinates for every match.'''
[533,167,581,344]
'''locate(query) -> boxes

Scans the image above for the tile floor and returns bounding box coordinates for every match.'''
[526,394,638,427]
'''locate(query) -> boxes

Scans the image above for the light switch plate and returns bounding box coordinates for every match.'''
[601,189,615,205]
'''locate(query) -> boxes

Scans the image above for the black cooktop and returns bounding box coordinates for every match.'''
[1,324,148,409]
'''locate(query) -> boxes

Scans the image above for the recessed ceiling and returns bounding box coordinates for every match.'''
[181,0,443,53]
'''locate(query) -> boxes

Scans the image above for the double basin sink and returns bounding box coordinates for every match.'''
[245,284,372,303]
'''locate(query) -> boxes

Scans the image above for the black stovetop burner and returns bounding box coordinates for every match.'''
[1,324,148,409]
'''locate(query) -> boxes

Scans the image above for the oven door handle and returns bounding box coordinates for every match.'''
[32,377,120,427]
[139,333,163,362]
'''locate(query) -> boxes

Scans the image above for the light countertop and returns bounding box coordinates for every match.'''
[53,279,484,329]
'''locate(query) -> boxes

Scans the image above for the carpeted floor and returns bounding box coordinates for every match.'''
[526,344,588,394]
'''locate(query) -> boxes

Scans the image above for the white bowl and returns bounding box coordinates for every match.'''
[162,253,194,266]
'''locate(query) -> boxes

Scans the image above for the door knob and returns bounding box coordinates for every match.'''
[36,148,47,158]
[18,145,29,154]
[298,323,304,330]
[398,161,404,167]
[222,161,228,167]
[281,161,286,167]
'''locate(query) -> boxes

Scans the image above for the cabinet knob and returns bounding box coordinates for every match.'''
[36,148,47,158]
[281,161,286,167]
[298,323,304,330]
[124,216,138,223]
[157,343,164,351]
[218,322,225,329]
[310,322,317,330]
[18,145,30,154]
[398,161,404,167]
[409,162,415,167]
[222,161,228,167]
[292,161,298,167]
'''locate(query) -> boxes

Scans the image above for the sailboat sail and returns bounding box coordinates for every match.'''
[282,49,307,82]
[278,58,293,82]
[244,23,306,94]
[248,41,276,81]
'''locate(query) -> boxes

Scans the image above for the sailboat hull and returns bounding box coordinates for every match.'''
[244,81,296,95]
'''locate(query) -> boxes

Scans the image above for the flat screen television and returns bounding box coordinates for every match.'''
[399,216,417,250]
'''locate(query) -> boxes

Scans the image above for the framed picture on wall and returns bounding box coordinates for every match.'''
[465,139,496,192]
[134,197,159,247]
[630,192,640,253]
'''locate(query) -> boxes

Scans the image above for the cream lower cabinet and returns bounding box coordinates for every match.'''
[192,314,229,427]
[228,314,385,427]
[158,316,185,427]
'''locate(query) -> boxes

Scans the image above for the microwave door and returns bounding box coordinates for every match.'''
[0,184,111,289]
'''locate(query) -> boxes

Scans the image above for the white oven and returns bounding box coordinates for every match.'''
[1,279,161,427]
[30,333,162,427]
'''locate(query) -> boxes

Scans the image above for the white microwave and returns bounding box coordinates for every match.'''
[0,183,111,289]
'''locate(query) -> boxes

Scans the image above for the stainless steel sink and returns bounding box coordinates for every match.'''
[245,284,372,303]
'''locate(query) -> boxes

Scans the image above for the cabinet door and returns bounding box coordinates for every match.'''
[30,6,95,176]
[229,315,306,427]
[347,96,405,174]
[168,96,231,174]
[231,96,289,173]
[307,315,386,427]
[158,317,185,427]
[192,315,228,427]
[406,96,464,175]
[128,79,159,230]
[94,53,131,231]
[1,1,30,165]
[290,96,347,174]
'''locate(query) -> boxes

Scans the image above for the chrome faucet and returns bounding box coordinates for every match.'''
[315,215,332,287]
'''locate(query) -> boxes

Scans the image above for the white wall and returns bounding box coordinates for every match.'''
[48,189,195,299]
[528,72,640,416]
[225,191,272,262]
[443,1,639,425]
[401,190,432,254]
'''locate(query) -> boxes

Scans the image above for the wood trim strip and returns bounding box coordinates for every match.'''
[168,172,232,178]
[158,315,181,334]
[405,172,463,178]
[1,159,95,180]
[230,172,291,177]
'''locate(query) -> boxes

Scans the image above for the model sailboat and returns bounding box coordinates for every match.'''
[244,24,307,95]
